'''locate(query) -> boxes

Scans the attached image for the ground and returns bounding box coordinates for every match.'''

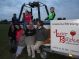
[0,24,76,59]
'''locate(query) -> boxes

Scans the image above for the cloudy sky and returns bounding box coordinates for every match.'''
[0,0,79,20]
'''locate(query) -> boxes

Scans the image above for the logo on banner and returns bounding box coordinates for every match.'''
[53,29,79,45]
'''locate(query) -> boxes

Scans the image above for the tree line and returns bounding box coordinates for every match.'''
[0,19,10,24]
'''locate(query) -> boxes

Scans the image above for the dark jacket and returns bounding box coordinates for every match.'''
[25,28,36,36]
[35,27,48,41]
[8,26,16,41]
[12,16,18,24]
[8,26,17,53]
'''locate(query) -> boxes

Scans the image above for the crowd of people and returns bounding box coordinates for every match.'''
[8,7,55,59]
[8,21,48,59]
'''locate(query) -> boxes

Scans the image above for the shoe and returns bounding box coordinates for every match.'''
[32,55,35,59]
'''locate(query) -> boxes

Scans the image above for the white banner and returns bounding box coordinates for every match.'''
[51,20,79,56]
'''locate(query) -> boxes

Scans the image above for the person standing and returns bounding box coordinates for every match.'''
[24,21,36,58]
[22,10,32,30]
[32,20,48,58]
[8,22,17,53]
[12,13,18,25]
[15,24,25,58]
[8,22,17,59]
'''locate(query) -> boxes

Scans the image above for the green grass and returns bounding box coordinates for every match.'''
[0,24,76,59]
[0,24,10,59]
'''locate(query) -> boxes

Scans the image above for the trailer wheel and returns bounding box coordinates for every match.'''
[40,51,47,59]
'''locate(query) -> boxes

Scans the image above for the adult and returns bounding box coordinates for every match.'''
[8,22,17,54]
[24,21,36,57]
[12,13,18,25]
[32,20,48,58]
[22,10,32,30]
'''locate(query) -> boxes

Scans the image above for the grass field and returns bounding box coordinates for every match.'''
[0,24,76,59]
[0,24,10,59]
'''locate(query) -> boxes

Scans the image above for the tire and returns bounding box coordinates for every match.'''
[40,51,47,59]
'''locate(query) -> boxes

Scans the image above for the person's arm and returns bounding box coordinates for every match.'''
[45,17,49,20]
[8,26,12,39]
[52,12,56,20]
[8,26,11,36]
[45,12,56,20]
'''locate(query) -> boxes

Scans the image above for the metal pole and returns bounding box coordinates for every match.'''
[31,8,33,20]
[38,2,41,20]
[39,2,49,16]
[18,3,25,21]
[45,5,49,16]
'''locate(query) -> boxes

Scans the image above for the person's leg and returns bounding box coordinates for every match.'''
[28,36,35,58]
[9,39,13,53]
[9,39,17,53]
[24,36,32,56]
[16,46,24,57]
[34,41,43,50]
[31,45,35,58]
[10,39,12,48]
[34,41,43,53]
[32,41,43,58]
[27,45,31,56]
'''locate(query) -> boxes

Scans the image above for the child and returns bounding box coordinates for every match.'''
[15,24,25,58]
[45,7,56,20]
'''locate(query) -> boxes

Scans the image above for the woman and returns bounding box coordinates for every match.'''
[24,21,36,57]
[15,24,25,58]
[8,22,17,54]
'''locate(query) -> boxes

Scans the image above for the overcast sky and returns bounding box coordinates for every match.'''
[0,0,79,20]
